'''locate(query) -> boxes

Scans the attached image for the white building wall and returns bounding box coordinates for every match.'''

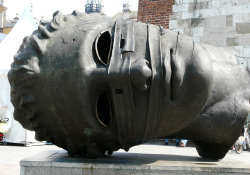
[0,12,3,28]
[169,0,250,66]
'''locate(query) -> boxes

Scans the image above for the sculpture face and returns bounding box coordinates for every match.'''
[8,11,250,159]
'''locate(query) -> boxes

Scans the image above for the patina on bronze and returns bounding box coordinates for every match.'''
[8,11,250,160]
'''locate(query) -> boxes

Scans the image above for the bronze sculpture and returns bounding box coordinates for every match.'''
[8,11,250,160]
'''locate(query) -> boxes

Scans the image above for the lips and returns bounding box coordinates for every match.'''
[163,48,184,102]
[8,66,38,84]
[8,52,41,133]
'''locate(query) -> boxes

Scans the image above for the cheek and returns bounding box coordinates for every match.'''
[173,42,213,105]
[200,97,249,142]
[190,43,213,98]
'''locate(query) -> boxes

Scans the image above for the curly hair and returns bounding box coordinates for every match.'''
[8,11,116,157]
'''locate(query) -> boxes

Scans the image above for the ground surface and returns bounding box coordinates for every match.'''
[1,143,250,175]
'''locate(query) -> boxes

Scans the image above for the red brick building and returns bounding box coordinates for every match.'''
[137,0,174,29]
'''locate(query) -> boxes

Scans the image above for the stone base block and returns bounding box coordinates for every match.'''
[20,150,250,175]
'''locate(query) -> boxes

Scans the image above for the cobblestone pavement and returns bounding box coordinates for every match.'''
[0,143,250,175]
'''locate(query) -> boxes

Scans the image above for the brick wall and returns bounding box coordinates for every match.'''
[137,0,174,29]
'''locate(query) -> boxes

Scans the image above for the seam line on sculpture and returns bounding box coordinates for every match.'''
[175,31,179,55]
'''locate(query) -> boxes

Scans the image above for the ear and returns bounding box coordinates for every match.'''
[95,31,112,65]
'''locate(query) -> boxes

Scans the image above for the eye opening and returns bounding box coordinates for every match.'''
[95,31,112,65]
[96,91,112,127]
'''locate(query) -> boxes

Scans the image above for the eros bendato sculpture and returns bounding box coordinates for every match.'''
[8,11,250,160]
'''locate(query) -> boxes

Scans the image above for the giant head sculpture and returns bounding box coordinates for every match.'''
[8,11,250,159]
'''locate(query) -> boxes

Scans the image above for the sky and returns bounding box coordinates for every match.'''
[3,0,139,21]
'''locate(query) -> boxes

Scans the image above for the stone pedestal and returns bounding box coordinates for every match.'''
[20,149,250,175]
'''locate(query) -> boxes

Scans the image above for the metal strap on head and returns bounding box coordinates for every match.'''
[108,19,138,151]
[142,24,163,142]
[121,20,135,52]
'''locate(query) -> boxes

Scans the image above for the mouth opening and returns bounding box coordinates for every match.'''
[96,91,112,127]
[120,38,125,48]
[170,49,174,101]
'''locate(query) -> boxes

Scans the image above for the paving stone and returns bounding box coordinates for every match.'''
[193,36,200,42]
[236,23,250,34]
[169,20,178,29]
[232,0,239,5]
[172,28,184,34]
[239,13,250,22]
[188,10,200,18]
[243,5,250,13]
[191,18,205,27]
[188,2,194,11]
[226,15,233,26]
[206,1,212,9]
[236,56,248,65]
[215,7,228,16]
[181,3,189,11]
[238,34,250,45]
[233,14,241,23]
[182,11,192,19]
[209,27,237,37]
[184,28,193,36]
[212,0,221,8]
[173,5,182,13]
[227,5,243,15]
[193,27,204,37]
[244,47,250,57]
[175,0,183,5]
[203,28,210,37]
[169,12,183,20]
[211,15,226,27]
[201,9,215,17]
[221,0,234,7]
[239,0,248,5]
[227,37,239,46]
[204,16,212,28]
[197,2,207,9]
[200,37,227,46]
[177,19,191,28]
[183,0,193,4]
[234,46,245,56]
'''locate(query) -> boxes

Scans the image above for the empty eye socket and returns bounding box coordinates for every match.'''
[96,91,112,127]
[95,31,112,65]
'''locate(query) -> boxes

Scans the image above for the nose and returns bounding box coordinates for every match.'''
[106,19,153,151]
[130,59,152,91]
[89,67,111,92]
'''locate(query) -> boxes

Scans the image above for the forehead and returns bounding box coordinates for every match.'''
[55,12,115,32]
[14,36,39,64]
